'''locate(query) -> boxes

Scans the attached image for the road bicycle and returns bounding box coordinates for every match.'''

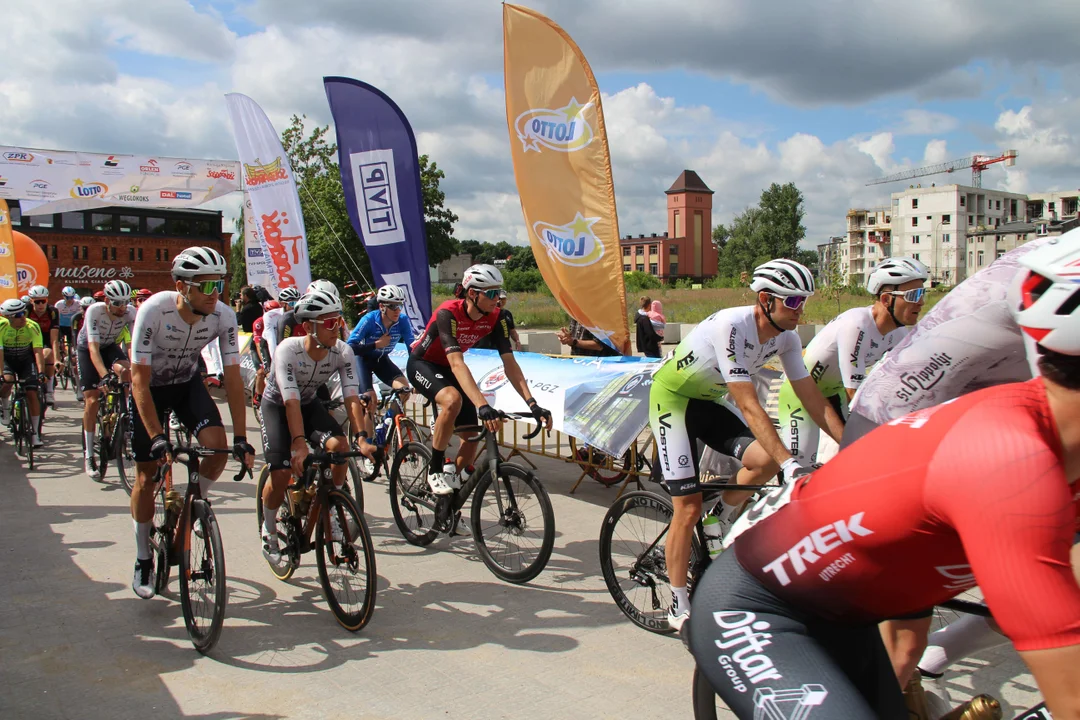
[4,377,38,469]
[353,387,424,482]
[149,444,251,653]
[255,448,377,631]
[388,409,555,583]
[89,374,133,491]
[57,340,77,392]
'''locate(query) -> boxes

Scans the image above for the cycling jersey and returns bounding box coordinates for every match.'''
[849,238,1049,425]
[28,306,59,338]
[55,299,80,328]
[778,307,908,464]
[71,311,85,335]
[130,291,239,387]
[261,307,285,358]
[728,379,1080,652]
[274,310,307,346]
[262,336,359,406]
[77,302,137,348]
[411,299,511,365]
[347,308,415,358]
[0,318,43,359]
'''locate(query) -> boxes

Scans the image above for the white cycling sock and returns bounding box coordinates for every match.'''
[84,431,95,458]
[262,505,277,536]
[199,474,214,498]
[717,497,742,523]
[134,520,152,561]
[918,614,1007,676]
[671,586,690,614]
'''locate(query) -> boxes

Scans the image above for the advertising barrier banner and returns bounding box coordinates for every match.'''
[0,201,19,302]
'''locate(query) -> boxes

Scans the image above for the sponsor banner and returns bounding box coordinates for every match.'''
[225,93,311,295]
[385,345,657,457]
[503,5,630,354]
[323,77,433,334]
[0,201,19,302]
[0,146,241,214]
[242,192,275,288]
[11,230,49,295]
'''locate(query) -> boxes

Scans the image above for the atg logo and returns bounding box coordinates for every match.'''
[70,179,108,198]
[515,98,594,153]
[532,212,605,267]
[3,152,34,163]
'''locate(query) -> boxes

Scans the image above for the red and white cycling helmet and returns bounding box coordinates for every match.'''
[1010,228,1080,355]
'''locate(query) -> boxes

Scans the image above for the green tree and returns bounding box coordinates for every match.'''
[714,182,808,278]
[821,250,846,313]
[758,182,806,258]
[506,243,538,271]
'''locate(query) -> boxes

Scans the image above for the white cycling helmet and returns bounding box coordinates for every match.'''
[28,284,49,299]
[866,257,929,296]
[62,286,76,298]
[80,296,95,308]
[294,290,342,320]
[462,264,503,290]
[1009,229,1080,355]
[376,284,406,304]
[103,280,132,303]
[20,295,30,305]
[277,286,301,304]
[750,259,815,296]
[1,298,27,317]
[306,279,339,298]
[172,246,227,280]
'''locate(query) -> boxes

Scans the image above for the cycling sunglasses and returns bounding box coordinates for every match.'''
[108,298,130,308]
[310,315,342,331]
[8,312,26,319]
[381,303,403,311]
[885,287,926,303]
[476,288,501,300]
[768,293,808,310]
[32,299,48,304]
[183,279,225,296]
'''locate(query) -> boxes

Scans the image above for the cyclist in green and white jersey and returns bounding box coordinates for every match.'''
[649,259,846,630]
[778,257,928,465]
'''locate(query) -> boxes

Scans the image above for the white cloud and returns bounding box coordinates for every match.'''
[105,1,237,64]
[894,110,959,136]
[923,139,950,164]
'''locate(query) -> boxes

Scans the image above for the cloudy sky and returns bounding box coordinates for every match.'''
[3,0,1079,248]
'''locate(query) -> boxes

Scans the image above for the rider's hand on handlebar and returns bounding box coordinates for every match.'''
[290,436,309,479]
[149,433,171,465]
[233,435,255,468]
[477,404,502,433]
[526,398,553,432]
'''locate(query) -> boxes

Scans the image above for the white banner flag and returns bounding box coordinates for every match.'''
[224,93,310,295]
[0,147,241,214]
[242,192,275,289]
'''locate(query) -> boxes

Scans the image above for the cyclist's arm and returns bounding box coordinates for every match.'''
[130,364,163,437]
[346,314,378,354]
[217,316,246,441]
[789,376,846,443]
[337,344,364,437]
[835,320,869,403]
[88,341,110,378]
[30,325,44,375]
[1019,646,1080,719]
[49,325,59,359]
[398,314,415,349]
[726,381,792,465]
[265,317,279,358]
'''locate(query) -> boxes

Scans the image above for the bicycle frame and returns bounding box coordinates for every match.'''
[289,450,371,555]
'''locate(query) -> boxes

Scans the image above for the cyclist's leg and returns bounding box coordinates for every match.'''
[258,400,293,532]
[407,357,459,458]
[879,612,933,686]
[173,376,228,491]
[450,384,482,471]
[105,344,131,383]
[129,386,170,580]
[19,359,41,434]
[79,345,103,449]
[777,377,820,466]
[690,550,907,720]
[354,354,377,439]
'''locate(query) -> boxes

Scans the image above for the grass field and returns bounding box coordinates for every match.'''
[463,287,949,330]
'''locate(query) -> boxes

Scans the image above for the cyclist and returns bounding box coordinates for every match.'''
[56,286,80,376]
[267,280,336,353]
[263,286,301,359]
[250,299,280,408]
[133,288,152,308]
[69,296,95,393]
[257,290,372,563]
[778,257,927,465]
[27,285,60,407]
[0,299,45,447]
[79,280,137,479]
[128,246,254,600]
[347,284,414,441]
[687,236,1080,720]
[407,264,552,495]
[649,258,845,631]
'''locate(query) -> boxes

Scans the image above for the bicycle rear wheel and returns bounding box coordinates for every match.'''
[179,499,227,654]
[12,398,25,460]
[114,415,135,495]
[471,463,555,584]
[388,442,438,546]
[568,437,633,487]
[316,489,377,631]
[21,399,34,470]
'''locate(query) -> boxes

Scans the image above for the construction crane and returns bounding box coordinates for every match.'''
[866,149,1018,188]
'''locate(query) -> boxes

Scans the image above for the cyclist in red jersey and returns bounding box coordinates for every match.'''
[27,284,60,406]
[407,264,552,495]
[687,236,1080,719]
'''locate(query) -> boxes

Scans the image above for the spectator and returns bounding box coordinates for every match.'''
[647,299,666,340]
[236,286,263,333]
[557,317,621,357]
[635,296,662,358]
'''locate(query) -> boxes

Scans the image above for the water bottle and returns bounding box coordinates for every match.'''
[375,415,391,446]
[702,510,725,559]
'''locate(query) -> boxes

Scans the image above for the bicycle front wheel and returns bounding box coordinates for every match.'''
[598,490,680,634]
[255,465,299,581]
[691,666,721,720]
[151,479,173,594]
[388,442,438,546]
[95,414,110,482]
[315,489,377,631]
[22,400,34,470]
[470,463,555,584]
[179,499,227,654]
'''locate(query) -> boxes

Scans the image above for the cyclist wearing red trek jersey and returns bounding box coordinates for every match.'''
[687,236,1080,719]
[407,264,552,496]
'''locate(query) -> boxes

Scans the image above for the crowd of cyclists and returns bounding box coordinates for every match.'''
[3,225,1078,718]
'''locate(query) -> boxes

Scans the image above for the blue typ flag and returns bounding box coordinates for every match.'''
[323,76,432,333]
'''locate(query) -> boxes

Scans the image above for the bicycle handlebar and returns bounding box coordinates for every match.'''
[169,445,253,482]
[301,448,371,470]
[457,411,546,442]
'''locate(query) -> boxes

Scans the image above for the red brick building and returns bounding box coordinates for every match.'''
[8,202,231,298]
[620,169,718,282]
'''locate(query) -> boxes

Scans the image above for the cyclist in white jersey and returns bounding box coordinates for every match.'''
[778,257,927,465]
[838,233,1061,695]
[649,259,846,630]
[128,247,254,600]
[79,280,138,479]
[257,290,372,564]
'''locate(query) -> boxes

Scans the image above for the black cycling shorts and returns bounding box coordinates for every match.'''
[77,344,129,393]
[3,356,38,390]
[259,399,343,471]
[655,397,756,497]
[356,353,404,394]
[406,356,477,429]
[131,375,223,462]
[688,550,906,719]
[59,326,74,345]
